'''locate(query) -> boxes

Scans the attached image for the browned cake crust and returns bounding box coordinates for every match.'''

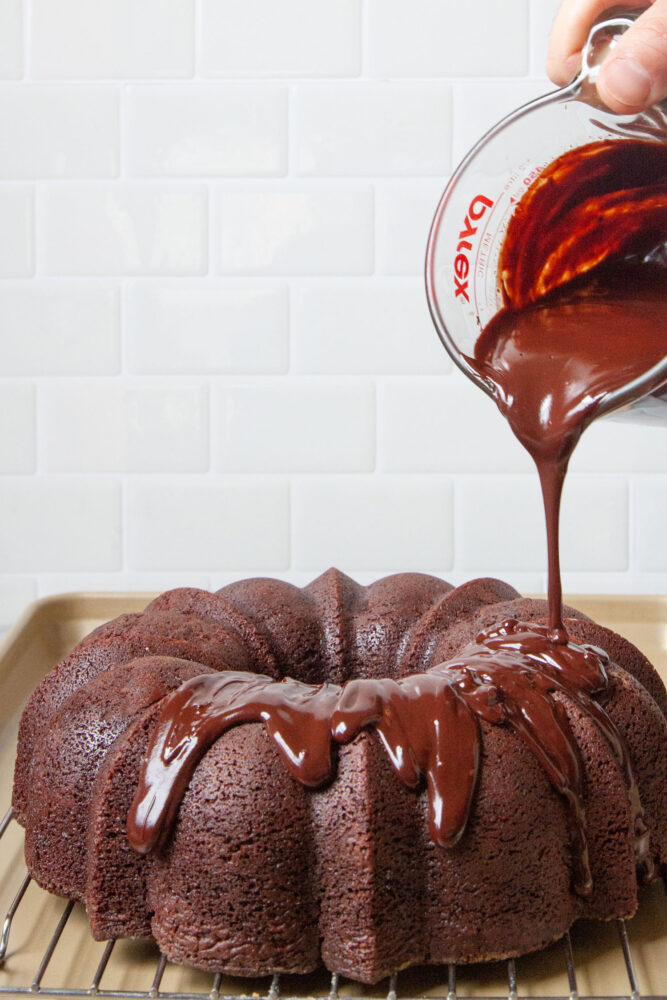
[12,571,667,984]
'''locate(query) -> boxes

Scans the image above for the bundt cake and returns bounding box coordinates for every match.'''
[12,570,667,985]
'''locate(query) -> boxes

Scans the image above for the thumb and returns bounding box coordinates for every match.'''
[597,0,667,113]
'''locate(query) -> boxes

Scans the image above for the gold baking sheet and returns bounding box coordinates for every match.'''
[0,592,664,1000]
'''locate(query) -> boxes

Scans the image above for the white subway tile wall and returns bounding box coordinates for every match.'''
[456,477,629,573]
[0,187,34,276]
[30,0,195,79]
[293,84,452,176]
[378,379,531,474]
[292,477,454,571]
[0,284,120,374]
[0,479,121,572]
[126,479,290,571]
[41,382,210,473]
[213,381,376,473]
[42,184,208,275]
[125,283,289,374]
[0,87,119,178]
[375,180,445,275]
[200,0,362,78]
[215,184,374,275]
[125,85,288,178]
[0,0,22,79]
[292,279,449,373]
[451,79,550,163]
[0,0,663,627]
[635,478,667,573]
[0,384,35,473]
[368,0,530,78]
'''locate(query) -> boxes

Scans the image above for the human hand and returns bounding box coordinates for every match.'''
[547,1,667,113]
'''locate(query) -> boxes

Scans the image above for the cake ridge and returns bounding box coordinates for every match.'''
[147,587,280,678]
[304,567,360,683]
[397,577,519,674]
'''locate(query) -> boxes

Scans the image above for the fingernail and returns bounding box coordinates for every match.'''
[601,56,652,109]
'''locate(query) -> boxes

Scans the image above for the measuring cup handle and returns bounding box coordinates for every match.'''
[577,7,640,101]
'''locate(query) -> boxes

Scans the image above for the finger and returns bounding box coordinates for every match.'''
[597,0,667,112]
[546,0,649,85]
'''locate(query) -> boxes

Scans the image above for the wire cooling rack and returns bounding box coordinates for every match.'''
[0,808,663,1000]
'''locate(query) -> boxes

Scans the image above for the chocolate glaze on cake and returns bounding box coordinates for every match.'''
[127,618,653,901]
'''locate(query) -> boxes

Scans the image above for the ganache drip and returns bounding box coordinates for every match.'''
[127,620,652,896]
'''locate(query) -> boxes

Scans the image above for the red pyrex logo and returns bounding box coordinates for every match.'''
[454,194,494,303]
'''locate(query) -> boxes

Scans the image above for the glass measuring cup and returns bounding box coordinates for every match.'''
[425,7,667,423]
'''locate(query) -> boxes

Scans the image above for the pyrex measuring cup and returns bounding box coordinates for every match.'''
[425,7,667,423]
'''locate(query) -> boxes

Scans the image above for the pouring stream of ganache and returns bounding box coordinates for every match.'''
[470,139,667,637]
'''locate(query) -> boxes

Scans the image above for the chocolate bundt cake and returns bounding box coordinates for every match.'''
[12,570,667,985]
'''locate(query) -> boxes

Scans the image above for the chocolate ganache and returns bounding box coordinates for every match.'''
[128,138,665,896]
[127,618,652,897]
[472,138,667,635]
